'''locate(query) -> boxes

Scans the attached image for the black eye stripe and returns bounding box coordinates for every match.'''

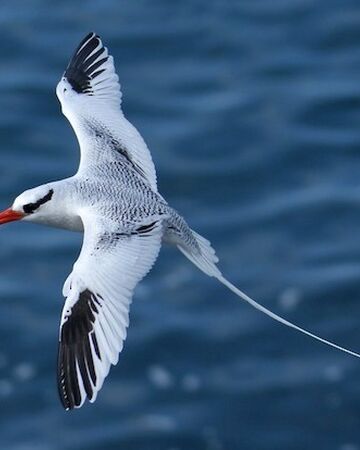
[23,189,54,214]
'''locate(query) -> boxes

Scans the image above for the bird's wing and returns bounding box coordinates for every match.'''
[56,32,158,191]
[57,213,163,409]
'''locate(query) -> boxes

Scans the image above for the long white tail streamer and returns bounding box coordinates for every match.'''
[178,232,359,358]
[216,274,360,358]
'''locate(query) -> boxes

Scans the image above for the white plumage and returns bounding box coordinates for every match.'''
[56,33,157,190]
[0,32,358,410]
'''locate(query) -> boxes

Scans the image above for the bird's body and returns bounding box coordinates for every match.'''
[1,33,359,410]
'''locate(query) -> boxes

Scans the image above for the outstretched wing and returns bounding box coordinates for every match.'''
[57,214,163,410]
[56,32,158,191]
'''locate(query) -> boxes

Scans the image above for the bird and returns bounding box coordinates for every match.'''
[0,32,358,410]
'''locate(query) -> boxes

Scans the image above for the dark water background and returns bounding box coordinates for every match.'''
[0,1,360,449]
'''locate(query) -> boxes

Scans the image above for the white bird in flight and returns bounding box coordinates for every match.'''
[0,33,358,410]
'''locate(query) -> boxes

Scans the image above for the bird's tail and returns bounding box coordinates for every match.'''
[178,230,360,359]
[177,230,222,277]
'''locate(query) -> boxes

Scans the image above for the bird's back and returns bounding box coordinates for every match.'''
[73,158,167,228]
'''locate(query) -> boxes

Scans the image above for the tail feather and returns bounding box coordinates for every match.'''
[216,274,360,358]
[177,230,221,278]
[179,230,360,359]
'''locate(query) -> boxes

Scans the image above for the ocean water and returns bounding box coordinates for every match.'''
[0,1,360,449]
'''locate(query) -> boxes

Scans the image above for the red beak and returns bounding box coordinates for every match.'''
[0,208,24,224]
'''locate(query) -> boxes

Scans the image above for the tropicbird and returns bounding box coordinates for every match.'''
[0,33,358,410]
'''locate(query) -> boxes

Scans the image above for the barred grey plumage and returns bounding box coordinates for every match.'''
[0,32,358,411]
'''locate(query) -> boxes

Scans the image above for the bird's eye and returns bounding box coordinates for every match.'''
[22,189,54,215]
[63,88,67,93]
[23,203,36,214]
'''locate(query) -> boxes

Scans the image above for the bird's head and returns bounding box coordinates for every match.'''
[0,185,55,225]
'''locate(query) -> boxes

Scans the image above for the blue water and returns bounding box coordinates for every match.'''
[0,1,360,449]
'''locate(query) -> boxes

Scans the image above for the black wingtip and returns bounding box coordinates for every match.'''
[57,344,73,410]
[57,289,100,411]
[64,32,108,94]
